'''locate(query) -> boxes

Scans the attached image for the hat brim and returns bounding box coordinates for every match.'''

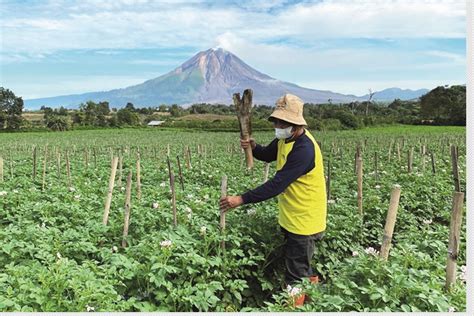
[269,110,307,126]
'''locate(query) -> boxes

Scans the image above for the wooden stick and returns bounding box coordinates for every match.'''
[136,155,142,200]
[42,146,48,191]
[9,154,13,179]
[263,162,270,183]
[431,151,436,174]
[170,172,177,227]
[93,147,97,169]
[380,185,401,260]
[117,155,123,187]
[445,191,465,290]
[84,148,89,170]
[234,89,254,169]
[176,155,184,191]
[422,145,426,172]
[450,145,461,192]
[122,171,133,248]
[220,175,228,251]
[65,150,71,188]
[357,157,363,216]
[56,151,61,180]
[103,157,119,225]
[374,152,378,183]
[397,142,401,161]
[407,147,413,174]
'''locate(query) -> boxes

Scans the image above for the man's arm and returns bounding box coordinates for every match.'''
[252,139,278,162]
[241,141,315,204]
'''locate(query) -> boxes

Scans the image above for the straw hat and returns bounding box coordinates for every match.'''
[269,93,307,126]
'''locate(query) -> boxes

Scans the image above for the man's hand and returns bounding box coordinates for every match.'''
[240,138,256,150]
[219,196,244,212]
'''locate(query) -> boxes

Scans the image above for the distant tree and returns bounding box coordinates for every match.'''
[125,102,135,112]
[42,106,69,131]
[159,104,168,112]
[117,109,140,126]
[420,85,466,125]
[0,87,24,130]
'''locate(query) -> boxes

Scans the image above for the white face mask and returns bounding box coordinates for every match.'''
[275,126,294,139]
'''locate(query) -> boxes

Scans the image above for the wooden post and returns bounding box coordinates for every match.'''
[445,192,465,290]
[33,146,37,181]
[450,145,461,192]
[0,157,3,183]
[220,175,228,251]
[117,155,123,187]
[176,155,184,191]
[407,148,413,174]
[357,157,363,215]
[41,147,48,191]
[103,157,119,225]
[170,172,177,227]
[187,146,192,168]
[380,185,402,260]
[136,155,141,201]
[422,145,426,172]
[397,142,401,162]
[65,150,71,188]
[388,141,392,163]
[431,151,436,174]
[263,162,270,183]
[9,154,13,179]
[167,144,170,157]
[234,89,254,169]
[122,171,133,248]
[93,148,97,169]
[374,152,378,183]
[56,151,61,180]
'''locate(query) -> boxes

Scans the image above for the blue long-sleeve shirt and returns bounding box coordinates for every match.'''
[241,131,316,204]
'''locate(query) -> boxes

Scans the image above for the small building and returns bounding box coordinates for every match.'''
[147,120,165,127]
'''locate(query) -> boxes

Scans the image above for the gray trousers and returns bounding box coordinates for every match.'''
[281,226,325,285]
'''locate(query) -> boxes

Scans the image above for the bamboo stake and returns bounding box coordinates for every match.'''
[445,192,465,290]
[170,172,177,227]
[431,151,436,174]
[450,145,461,192]
[263,162,270,183]
[117,155,123,187]
[374,152,378,183]
[357,157,363,216]
[103,157,119,225]
[187,146,192,168]
[122,171,133,248]
[397,142,401,161]
[136,155,141,201]
[220,175,228,251]
[422,145,426,173]
[56,151,61,180]
[407,147,413,174]
[380,185,402,260]
[84,148,89,170]
[176,155,184,191]
[234,89,254,169]
[9,154,13,179]
[65,150,71,188]
[41,147,48,191]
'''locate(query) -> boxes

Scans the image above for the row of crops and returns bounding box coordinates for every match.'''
[0,126,466,312]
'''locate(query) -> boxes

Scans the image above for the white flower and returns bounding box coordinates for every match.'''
[97,178,102,181]
[152,202,159,209]
[247,208,256,215]
[68,187,75,192]
[185,206,192,213]
[160,240,172,248]
[41,222,46,228]
[369,171,375,176]
[352,251,359,257]
[112,246,118,253]
[422,219,432,225]
[375,185,381,189]
[381,171,387,175]
[160,182,166,187]
[286,285,302,297]
[327,199,336,204]
[200,226,207,235]
[204,194,209,200]
[186,194,194,199]
[459,265,467,282]
[0,191,7,196]
[74,195,80,200]
[86,305,95,312]
[448,307,455,312]
[56,252,62,259]
[13,189,19,193]
[120,187,125,192]
[364,247,379,255]
[187,213,192,220]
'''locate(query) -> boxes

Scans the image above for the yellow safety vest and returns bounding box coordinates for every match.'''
[276,130,327,235]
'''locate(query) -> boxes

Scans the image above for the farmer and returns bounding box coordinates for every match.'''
[220,93,327,287]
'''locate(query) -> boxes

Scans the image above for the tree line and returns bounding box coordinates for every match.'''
[0,85,466,132]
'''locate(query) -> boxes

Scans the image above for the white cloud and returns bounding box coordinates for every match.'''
[0,0,465,54]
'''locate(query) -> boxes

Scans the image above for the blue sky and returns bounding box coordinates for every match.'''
[0,0,466,99]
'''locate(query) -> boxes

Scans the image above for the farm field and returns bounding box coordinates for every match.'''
[0,125,467,312]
